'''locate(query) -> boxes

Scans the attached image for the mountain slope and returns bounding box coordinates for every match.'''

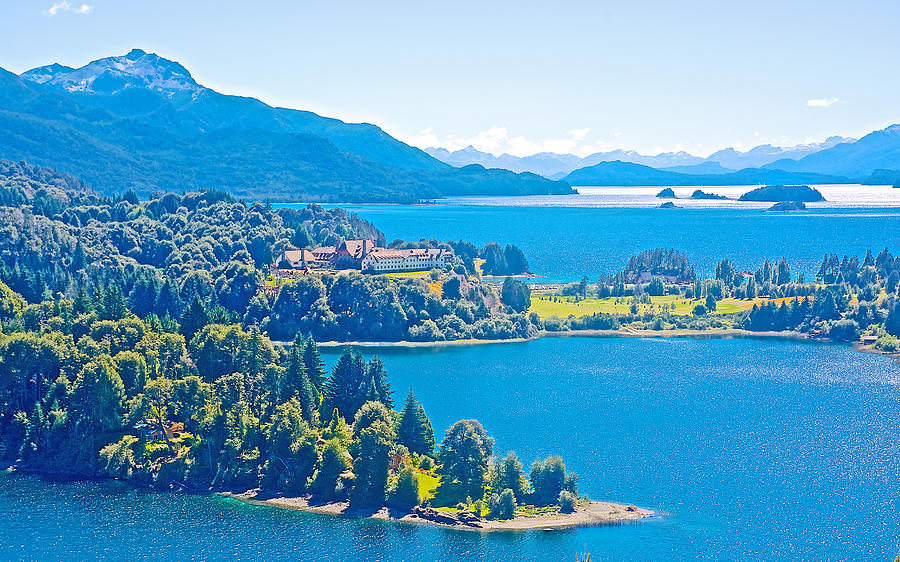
[705,136,853,169]
[1,50,571,201]
[763,124,900,178]
[562,160,849,186]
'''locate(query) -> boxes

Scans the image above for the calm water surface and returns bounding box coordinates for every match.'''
[308,195,900,281]
[3,337,899,560]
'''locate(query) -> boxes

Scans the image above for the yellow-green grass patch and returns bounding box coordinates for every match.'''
[417,472,440,500]
[529,294,765,319]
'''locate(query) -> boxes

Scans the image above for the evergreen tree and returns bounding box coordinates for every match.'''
[322,348,368,420]
[156,278,184,319]
[284,333,317,421]
[500,277,531,312]
[71,356,125,437]
[775,258,791,285]
[302,337,326,391]
[180,295,208,342]
[102,285,128,321]
[396,388,435,455]
[503,244,530,275]
[366,356,393,408]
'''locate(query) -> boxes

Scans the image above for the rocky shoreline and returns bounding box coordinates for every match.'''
[226,491,653,531]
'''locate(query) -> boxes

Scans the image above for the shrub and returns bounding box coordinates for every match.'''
[99,436,138,479]
[692,304,707,316]
[875,335,899,352]
[828,319,860,342]
[487,488,516,519]
[388,462,420,509]
[558,490,578,513]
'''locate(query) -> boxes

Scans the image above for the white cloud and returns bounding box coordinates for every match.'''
[43,2,92,16]
[404,125,624,157]
[807,97,838,107]
[569,128,590,141]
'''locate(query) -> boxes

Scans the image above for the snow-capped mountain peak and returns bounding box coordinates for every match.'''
[20,48,203,99]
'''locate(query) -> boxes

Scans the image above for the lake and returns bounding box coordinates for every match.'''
[304,186,900,282]
[3,337,899,560]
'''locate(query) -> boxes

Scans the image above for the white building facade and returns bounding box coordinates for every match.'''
[361,248,454,273]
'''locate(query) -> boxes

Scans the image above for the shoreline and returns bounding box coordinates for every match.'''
[225,490,653,531]
[307,328,814,349]
[307,328,900,360]
[1,467,652,533]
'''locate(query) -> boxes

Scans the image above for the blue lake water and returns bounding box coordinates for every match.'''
[3,337,899,560]
[318,204,900,282]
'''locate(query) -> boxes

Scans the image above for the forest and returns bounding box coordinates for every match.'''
[0,160,536,343]
[0,159,579,519]
[0,282,577,517]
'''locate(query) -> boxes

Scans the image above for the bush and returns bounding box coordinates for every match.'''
[500,277,531,312]
[388,462,420,509]
[487,488,516,519]
[558,490,577,513]
[875,335,899,352]
[99,436,138,479]
[692,304,707,316]
[828,319,860,342]
[418,455,434,471]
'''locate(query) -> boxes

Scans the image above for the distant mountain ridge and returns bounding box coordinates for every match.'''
[561,160,849,187]
[425,136,856,179]
[424,146,704,178]
[763,125,900,181]
[0,49,571,202]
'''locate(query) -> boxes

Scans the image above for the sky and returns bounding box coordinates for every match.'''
[1,0,899,158]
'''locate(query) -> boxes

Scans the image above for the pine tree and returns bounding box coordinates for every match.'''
[156,277,184,319]
[366,356,393,408]
[102,285,128,320]
[302,337,326,391]
[285,334,317,421]
[180,295,208,342]
[322,348,367,420]
[396,388,435,456]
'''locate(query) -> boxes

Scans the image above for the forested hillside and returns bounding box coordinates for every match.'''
[0,51,573,202]
[0,160,539,342]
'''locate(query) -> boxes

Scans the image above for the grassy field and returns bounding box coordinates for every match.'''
[529,294,769,319]
[383,270,433,279]
[417,471,440,501]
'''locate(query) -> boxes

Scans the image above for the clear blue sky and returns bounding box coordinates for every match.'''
[2,0,898,157]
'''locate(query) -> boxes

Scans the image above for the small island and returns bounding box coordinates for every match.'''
[658,201,678,209]
[739,184,825,202]
[690,189,728,200]
[656,187,676,198]
[765,201,808,212]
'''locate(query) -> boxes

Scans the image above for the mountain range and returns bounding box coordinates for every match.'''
[561,161,850,187]
[426,136,858,180]
[0,49,572,202]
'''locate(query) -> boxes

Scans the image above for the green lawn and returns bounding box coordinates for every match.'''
[417,471,440,500]
[529,294,764,319]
